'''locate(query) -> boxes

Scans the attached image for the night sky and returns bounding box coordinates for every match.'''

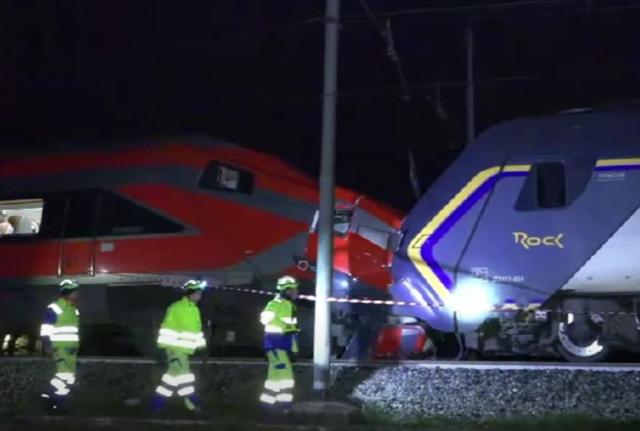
[2,0,640,210]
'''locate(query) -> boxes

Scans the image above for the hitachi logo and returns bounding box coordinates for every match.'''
[513,232,564,250]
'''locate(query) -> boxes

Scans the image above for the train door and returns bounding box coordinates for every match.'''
[58,190,98,277]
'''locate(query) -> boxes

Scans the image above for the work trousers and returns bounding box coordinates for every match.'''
[259,349,294,408]
[154,348,199,411]
[42,346,77,406]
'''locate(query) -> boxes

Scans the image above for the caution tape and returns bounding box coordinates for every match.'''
[114,273,423,306]
[111,272,640,316]
[191,285,422,307]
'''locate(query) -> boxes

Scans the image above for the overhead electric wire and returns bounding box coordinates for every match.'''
[347,0,582,18]
[345,0,640,19]
[356,0,412,102]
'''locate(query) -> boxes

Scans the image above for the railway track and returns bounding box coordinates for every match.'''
[4,356,640,372]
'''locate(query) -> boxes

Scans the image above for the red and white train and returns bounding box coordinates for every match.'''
[0,136,404,357]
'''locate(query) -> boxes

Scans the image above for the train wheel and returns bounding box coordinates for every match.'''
[555,312,610,362]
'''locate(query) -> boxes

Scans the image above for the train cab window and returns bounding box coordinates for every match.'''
[536,162,566,208]
[0,199,43,237]
[199,161,254,194]
[97,191,184,236]
[356,226,390,249]
[516,156,594,211]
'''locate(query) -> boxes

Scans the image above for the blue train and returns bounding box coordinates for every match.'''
[390,107,640,362]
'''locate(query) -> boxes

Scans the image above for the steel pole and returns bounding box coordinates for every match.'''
[313,0,340,395]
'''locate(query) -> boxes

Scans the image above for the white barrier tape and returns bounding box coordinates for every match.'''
[113,273,640,316]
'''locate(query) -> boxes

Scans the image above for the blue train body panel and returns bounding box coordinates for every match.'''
[392,110,640,333]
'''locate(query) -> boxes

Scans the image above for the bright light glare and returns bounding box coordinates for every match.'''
[449,278,494,321]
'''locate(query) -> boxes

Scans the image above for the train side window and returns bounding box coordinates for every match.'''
[97,191,184,237]
[199,161,254,194]
[536,162,566,208]
[65,191,98,239]
[39,196,66,238]
[0,199,44,237]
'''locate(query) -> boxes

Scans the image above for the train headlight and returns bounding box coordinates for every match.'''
[449,278,494,322]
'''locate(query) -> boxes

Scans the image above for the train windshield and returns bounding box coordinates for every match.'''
[309,207,354,236]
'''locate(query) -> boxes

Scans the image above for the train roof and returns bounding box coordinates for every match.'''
[0,134,315,185]
[475,107,640,157]
[0,134,234,158]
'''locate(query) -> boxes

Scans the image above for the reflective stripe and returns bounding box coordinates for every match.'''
[180,332,204,341]
[276,393,293,402]
[50,334,80,342]
[159,328,178,337]
[177,386,195,396]
[40,324,54,337]
[264,379,294,391]
[56,373,76,385]
[156,386,173,397]
[174,373,195,385]
[2,334,10,346]
[47,326,79,341]
[159,328,204,340]
[281,317,298,325]
[50,378,70,396]
[162,373,195,387]
[47,303,63,315]
[53,387,70,396]
[259,393,277,404]
[158,329,206,349]
[161,374,177,388]
[264,380,281,392]
[260,311,276,325]
[157,335,202,350]
[53,326,78,334]
[279,379,295,390]
[265,325,284,334]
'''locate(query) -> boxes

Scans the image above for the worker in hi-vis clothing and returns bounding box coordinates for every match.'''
[40,279,81,413]
[151,280,207,413]
[259,275,300,413]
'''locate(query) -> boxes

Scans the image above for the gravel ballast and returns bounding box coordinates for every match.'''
[350,365,640,422]
[2,358,640,423]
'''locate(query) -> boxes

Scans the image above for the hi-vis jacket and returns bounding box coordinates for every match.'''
[157,297,206,355]
[40,298,80,348]
[260,296,299,353]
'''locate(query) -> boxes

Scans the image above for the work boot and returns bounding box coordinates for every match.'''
[184,394,203,414]
[150,394,167,414]
[44,395,68,416]
[258,403,278,422]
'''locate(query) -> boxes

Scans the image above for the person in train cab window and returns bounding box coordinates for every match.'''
[151,280,208,414]
[39,279,81,414]
[258,275,300,415]
[0,211,14,235]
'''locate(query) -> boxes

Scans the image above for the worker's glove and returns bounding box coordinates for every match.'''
[289,334,299,362]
